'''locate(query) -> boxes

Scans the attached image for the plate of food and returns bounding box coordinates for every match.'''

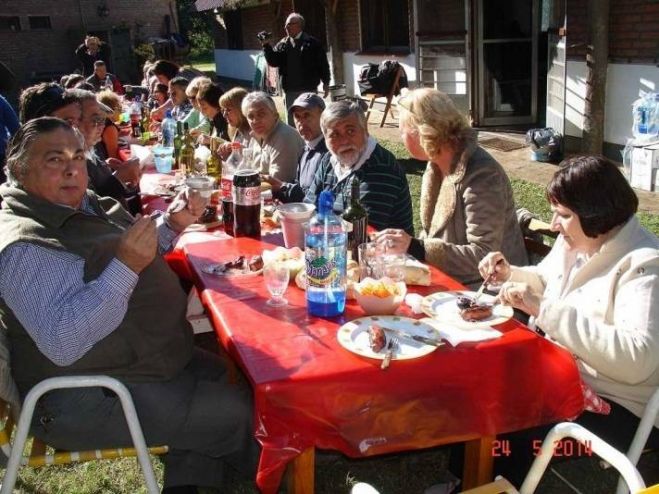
[202,255,264,277]
[420,291,513,328]
[337,316,442,361]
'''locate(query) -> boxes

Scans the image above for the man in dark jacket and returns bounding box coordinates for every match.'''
[75,35,112,76]
[260,13,330,125]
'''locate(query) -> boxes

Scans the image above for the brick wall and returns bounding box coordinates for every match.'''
[567,0,659,64]
[0,0,174,89]
[240,0,293,50]
[337,0,360,52]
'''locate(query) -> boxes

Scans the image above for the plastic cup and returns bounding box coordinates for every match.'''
[152,145,174,174]
[278,203,316,249]
[185,176,215,206]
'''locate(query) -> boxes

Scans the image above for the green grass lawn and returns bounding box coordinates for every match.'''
[187,53,216,74]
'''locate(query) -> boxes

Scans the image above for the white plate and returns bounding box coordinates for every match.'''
[421,290,513,329]
[337,316,441,361]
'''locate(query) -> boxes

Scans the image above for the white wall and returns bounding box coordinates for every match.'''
[341,52,417,97]
[214,49,261,82]
[213,48,418,98]
[565,62,659,145]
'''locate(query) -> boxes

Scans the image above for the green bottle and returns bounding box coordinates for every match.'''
[206,137,222,181]
[173,121,183,169]
[178,122,195,177]
[342,176,368,261]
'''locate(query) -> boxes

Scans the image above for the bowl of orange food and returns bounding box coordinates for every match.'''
[354,277,407,315]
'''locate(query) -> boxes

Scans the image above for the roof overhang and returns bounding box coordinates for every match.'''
[195,0,270,12]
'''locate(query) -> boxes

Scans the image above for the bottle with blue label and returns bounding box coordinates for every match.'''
[161,110,176,148]
[305,191,347,317]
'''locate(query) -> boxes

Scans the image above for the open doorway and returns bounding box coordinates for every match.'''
[473,0,539,126]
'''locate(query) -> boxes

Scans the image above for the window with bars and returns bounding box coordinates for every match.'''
[360,0,410,52]
[28,16,52,29]
[0,16,21,31]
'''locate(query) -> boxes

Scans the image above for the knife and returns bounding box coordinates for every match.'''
[382,327,443,347]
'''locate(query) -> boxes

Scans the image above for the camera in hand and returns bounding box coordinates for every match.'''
[256,31,272,42]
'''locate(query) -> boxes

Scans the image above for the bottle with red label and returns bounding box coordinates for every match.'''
[222,142,241,236]
[233,169,261,239]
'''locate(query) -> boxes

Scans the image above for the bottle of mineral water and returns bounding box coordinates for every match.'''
[305,191,347,317]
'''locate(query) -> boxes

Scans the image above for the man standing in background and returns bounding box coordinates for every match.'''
[260,13,330,126]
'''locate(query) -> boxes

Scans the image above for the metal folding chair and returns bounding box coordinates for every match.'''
[0,375,167,494]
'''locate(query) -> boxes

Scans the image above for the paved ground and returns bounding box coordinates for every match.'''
[363,107,659,214]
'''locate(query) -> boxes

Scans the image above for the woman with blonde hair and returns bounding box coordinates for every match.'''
[218,87,251,159]
[95,89,122,160]
[183,76,211,137]
[374,88,527,286]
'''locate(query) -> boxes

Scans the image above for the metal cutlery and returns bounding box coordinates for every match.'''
[381,336,398,370]
[382,327,443,347]
[473,258,504,302]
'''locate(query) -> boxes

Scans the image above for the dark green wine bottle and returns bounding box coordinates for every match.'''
[342,176,368,261]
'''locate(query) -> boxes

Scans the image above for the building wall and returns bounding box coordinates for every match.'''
[563,0,658,146]
[565,61,658,145]
[0,0,173,88]
[567,0,659,63]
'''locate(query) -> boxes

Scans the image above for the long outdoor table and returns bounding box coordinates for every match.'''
[181,235,585,493]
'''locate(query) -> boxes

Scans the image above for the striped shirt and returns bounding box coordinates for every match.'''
[0,197,178,366]
[304,142,415,235]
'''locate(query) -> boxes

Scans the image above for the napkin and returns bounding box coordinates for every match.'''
[404,257,431,286]
[421,318,502,346]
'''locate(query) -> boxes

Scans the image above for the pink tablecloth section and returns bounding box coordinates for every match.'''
[182,236,585,494]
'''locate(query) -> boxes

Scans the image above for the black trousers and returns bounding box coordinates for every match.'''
[450,401,659,487]
[30,348,260,489]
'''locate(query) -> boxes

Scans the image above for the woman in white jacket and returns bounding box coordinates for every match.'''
[480,155,659,482]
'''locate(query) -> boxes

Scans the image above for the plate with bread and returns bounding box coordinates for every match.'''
[420,291,513,329]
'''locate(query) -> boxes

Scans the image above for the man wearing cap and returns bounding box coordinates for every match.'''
[262,92,328,203]
[260,12,330,126]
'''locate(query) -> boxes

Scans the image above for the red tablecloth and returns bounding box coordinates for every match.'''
[183,236,585,493]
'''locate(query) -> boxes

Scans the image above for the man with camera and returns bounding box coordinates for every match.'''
[259,13,330,125]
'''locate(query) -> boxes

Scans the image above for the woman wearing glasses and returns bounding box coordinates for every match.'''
[374,88,527,286]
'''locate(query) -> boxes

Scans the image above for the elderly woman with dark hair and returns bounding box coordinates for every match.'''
[196,82,229,144]
[375,87,527,286]
[479,155,659,483]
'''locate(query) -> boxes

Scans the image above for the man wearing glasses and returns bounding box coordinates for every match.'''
[260,12,330,125]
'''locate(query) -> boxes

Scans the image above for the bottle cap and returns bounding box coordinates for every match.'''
[231,142,242,150]
[165,110,172,118]
[318,190,334,215]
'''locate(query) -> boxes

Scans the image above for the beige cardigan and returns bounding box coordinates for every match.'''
[417,135,527,285]
[510,216,659,425]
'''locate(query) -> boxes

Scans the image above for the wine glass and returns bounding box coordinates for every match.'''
[263,261,290,307]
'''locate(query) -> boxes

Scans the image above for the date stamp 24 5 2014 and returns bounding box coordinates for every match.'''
[491,439,593,458]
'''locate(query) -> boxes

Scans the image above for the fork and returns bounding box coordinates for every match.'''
[381,337,398,370]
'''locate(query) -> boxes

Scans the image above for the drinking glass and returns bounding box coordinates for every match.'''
[263,261,290,307]
[378,253,407,282]
[358,242,379,281]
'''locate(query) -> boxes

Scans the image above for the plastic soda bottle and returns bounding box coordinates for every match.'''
[305,191,347,317]
[161,110,176,148]
[222,142,242,236]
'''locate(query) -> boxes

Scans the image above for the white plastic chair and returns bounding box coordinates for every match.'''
[352,422,649,494]
[616,387,659,494]
[0,375,163,494]
[518,422,645,494]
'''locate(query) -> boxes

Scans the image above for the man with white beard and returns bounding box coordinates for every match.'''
[304,100,414,234]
